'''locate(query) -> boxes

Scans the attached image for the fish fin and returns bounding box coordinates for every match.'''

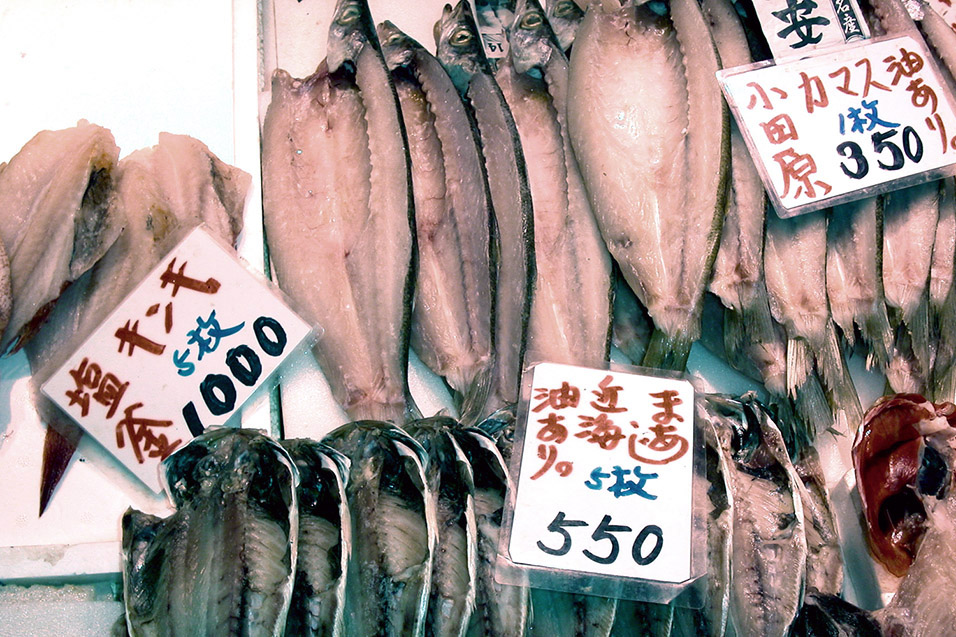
[885,320,926,394]
[788,372,832,454]
[457,364,495,428]
[858,300,893,370]
[905,289,932,382]
[38,416,83,516]
[786,337,814,399]
[642,328,693,372]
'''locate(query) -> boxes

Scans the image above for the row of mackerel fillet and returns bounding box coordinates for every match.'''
[254,0,956,635]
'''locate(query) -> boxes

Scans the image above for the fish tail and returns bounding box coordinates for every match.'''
[904,289,932,384]
[791,372,832,452]
[457,364,495,428]
[885,320,926,394]
[931,291,956,401]
[786,337,814,400]
[858,300,893,371]
[815,322,864,433]
[641,328,693,372]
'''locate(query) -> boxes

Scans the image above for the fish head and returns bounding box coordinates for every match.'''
[436,0,490,91]
[378,20,418,72]
[546,0,585,52]
[509,0,559,76]
[162,427,297,511]
[328,0,379,75]
[281,438,348,517]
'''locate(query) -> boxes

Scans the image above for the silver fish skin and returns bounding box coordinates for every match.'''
[261,0,414,424]
[323,420,437,637]
[793,447,843,597]
[882,180,940,393]
[765,208,862,433]
[380,21,495,427]
[0,121,123,354]
[405,417,478,637]
[435,0,535,415]
[497,0,613,370]
[281,439,351,637]
[452,424,530,637]
[122,428,298,637]
[567,0,728,371]
[611,272,653,366]
[708,394,807,637]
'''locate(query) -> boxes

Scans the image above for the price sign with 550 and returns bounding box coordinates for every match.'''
[505,363,696,584]
[719,34,956,217]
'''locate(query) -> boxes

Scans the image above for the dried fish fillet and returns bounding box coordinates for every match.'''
[0,121,123,353]
[567,0,728,370]
[261,0,415,424]
[281,439,350,637]
[323,420,436,636]
[122,428,298,636]
[435,0,535,415]
[380,21,495,426]
[497,0,612,370]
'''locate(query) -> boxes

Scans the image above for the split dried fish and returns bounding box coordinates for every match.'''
[0,120,123,354]
[497,0,612,370]
[794,447,844,596]
[453,422,530,636]
[380,21,495,426]
[122,428,298,636]
[281,439,351,637]
[323,420,436,636]
[708,394,807,637]
[567,0,728,371]
[261,0,415,424]
[435,0,535,416]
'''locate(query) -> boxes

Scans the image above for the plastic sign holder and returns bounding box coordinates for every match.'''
[496,361,707,605]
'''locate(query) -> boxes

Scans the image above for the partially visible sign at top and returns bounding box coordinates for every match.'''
[927,0,956,29]
[504,363,696,587]
[752,0,870,59]
[41,227,312,492]
[719,34,956,217]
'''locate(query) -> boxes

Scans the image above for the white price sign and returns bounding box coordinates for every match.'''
[720,35,956,217]
[506,363,695,584]
[42,226,312,491]
[471,0,511,60]
[751,0,869,59]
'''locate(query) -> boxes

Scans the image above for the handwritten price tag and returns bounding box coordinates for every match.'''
[719,35,956,217]
[471,0,511,61]
[41,226,312,491]
[505,363,696,584]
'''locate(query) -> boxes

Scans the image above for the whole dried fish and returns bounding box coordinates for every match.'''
[380,21,495,426]
[497,0,612,370]
[567,0,728,371]
[261,0,415,424]
[405,416,478,637]
[323,420,436,636]
[0,121,123,353]
[122,428,298,636]
[435,0,535,415]
[281,439,351,637]
[794,447,844,596]
[545,0,585,54]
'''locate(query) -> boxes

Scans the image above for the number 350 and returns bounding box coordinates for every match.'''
[837,126,923,180]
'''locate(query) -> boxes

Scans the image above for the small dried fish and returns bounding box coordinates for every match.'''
[567,0,728,371]
[261,0,415,424]
[122,428,298,636]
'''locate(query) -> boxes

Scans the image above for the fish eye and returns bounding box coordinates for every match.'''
[338,4,362,25]
[450,27,472,47]
[385,32,403,46]
[520,10,544,30]
[554,1,577,18]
